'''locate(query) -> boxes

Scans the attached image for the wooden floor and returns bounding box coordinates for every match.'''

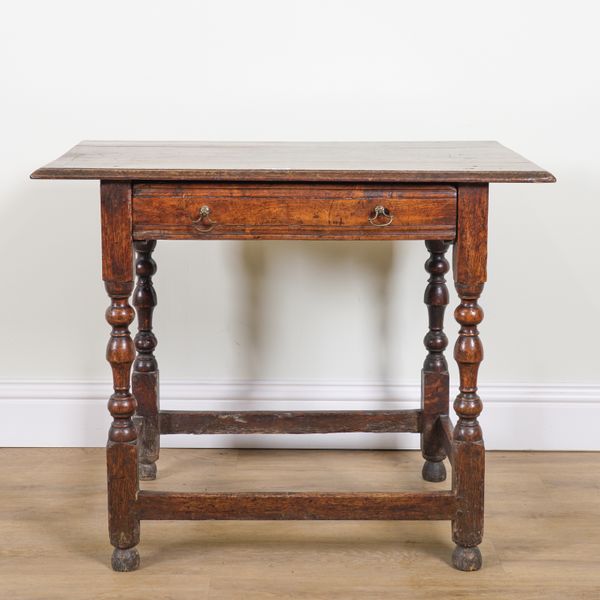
[1,448,599,599]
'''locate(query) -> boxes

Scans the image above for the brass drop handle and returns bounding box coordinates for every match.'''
[368,205,394,227]
[192,205,216,232]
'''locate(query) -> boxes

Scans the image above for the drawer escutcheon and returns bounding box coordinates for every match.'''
[192,205,216,232]
[368,205,394,227]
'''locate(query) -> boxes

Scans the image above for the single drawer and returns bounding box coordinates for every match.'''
[132,183,457,240]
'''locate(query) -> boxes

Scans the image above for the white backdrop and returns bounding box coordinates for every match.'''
[1,1,599,448]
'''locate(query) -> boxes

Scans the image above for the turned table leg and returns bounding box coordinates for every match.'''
[451,184,488,571]
[133,240,160,481]
[421,240,450,482]
[102,182,140,572]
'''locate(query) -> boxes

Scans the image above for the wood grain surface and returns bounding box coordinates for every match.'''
[132,183,457,240]
[136,490,456,521]
[159,409,422,435]
[1,448,598,599]
[30,140,555,183]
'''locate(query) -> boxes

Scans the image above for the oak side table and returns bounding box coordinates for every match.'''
[32,141,554,572]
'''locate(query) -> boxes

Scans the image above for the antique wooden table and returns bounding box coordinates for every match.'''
[32,141,554,572]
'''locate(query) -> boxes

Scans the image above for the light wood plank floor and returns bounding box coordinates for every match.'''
[1,448,599,599]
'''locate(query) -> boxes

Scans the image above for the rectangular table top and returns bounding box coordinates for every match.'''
[31,140,554,184]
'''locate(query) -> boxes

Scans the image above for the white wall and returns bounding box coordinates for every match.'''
[1,1,599,448]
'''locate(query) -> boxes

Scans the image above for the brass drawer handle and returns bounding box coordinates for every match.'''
[192,205,216,232]
[368,205,394,227]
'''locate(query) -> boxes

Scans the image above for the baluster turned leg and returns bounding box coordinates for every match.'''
[421,240,450,482]
[102,182,140,572]
[133,241,160,481]
[451,184,488,571]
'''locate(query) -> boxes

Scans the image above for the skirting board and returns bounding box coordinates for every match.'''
[0,380,598,450]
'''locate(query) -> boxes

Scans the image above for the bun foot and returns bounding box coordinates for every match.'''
[139,462,157,481]
[111,547,140,572]
[422,460,446,482]
[452,545,482,571]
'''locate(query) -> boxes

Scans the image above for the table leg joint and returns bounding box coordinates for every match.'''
[438,414,454,466]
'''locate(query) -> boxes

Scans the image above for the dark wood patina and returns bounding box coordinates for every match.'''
[32,141,554,572]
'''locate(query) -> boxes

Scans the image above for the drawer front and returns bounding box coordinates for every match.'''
[132,183,457,240]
